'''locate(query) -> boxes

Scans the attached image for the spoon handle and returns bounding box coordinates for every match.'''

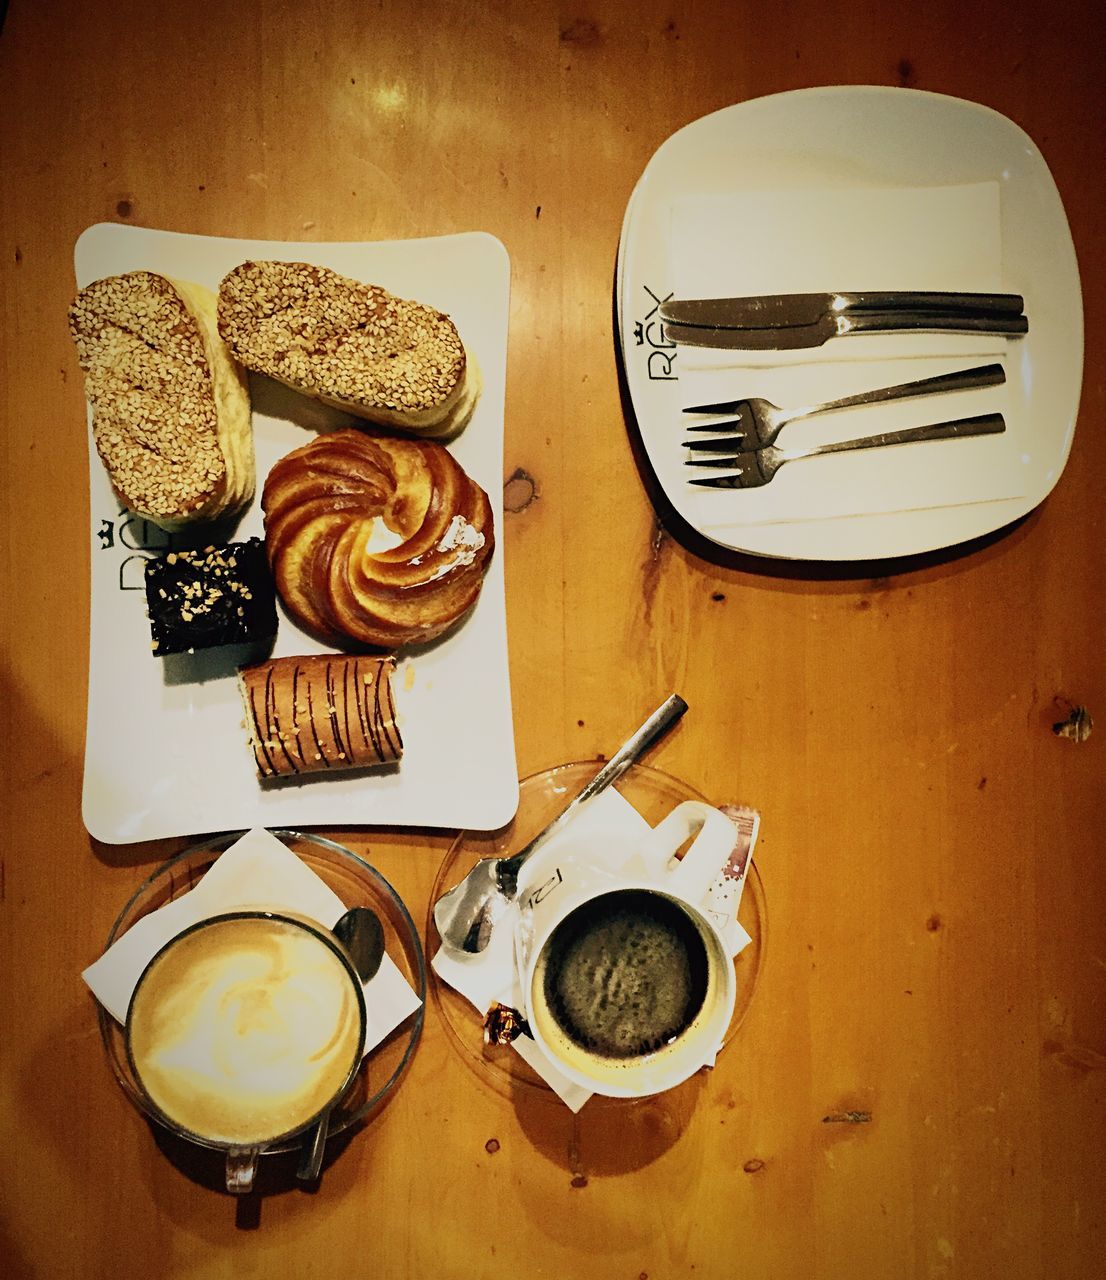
[496,694,688,889]
[296,908,383,1182]
[297,1109,330,1181]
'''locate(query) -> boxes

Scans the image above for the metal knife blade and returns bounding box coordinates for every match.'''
[663,310,1029,351]
[658,291,1024,331]
[664,316,840,350]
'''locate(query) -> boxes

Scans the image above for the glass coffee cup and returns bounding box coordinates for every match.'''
[124,910,367,1193]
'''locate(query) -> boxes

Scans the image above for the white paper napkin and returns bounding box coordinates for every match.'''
[667,183,1029,523]
[83,828,422,1054]
[431,790,755,1113]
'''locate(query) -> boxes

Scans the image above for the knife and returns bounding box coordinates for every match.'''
[658,291,1025,331]
[663,309,1029,351]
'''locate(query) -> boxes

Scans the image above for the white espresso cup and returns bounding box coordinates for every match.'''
[515,800,738,1099]
[125,911,367,1193]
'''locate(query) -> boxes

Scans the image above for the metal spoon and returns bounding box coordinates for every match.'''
[333,907,385,984]
[432,694,688,955]
[296,907,385,1183]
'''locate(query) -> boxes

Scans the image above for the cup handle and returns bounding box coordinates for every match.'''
[225,1147,259,1195]
[638,801,737,903]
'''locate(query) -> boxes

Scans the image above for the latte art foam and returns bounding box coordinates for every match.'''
[128,916,364,1147]
[539,891,709,1059]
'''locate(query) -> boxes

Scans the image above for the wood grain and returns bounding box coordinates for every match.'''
[2,1,1105,1276]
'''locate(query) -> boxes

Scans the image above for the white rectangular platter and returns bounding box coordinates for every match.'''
[76,223,518,844]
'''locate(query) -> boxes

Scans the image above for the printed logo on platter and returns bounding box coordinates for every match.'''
[96,508,172,591]
[523,866,563,911]
[633,284,677,382]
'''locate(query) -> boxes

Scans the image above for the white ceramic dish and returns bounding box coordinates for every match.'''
[616,86,1083,560]
[76,224,518,843]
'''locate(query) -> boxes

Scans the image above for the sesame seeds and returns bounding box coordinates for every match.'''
[217,261,467,416]
[69,272,230,520]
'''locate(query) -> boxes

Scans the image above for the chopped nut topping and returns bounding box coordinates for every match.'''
[143,538,276,656]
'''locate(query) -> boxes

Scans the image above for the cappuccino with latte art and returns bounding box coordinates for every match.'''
[126,913,365,1148]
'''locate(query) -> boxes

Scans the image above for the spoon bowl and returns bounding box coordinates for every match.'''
[432,694,688,954]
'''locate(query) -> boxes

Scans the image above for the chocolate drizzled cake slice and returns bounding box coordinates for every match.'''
[237,653,402,778]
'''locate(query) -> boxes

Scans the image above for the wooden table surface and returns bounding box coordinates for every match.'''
[2,1,1104,1276]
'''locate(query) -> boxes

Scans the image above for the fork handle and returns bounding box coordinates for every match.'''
[777,413,1006,463]
[804,362,1006,418]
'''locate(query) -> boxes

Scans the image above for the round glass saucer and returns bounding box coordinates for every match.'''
[97,829,426,1153]
[427,762,766,1103]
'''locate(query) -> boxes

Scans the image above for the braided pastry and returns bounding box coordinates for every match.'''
[263,428,494,648]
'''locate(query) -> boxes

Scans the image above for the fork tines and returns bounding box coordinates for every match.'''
[683,399,745,415]
[685,456,749,467]
[683,435,748,451]
[685,419,746,434]
[688,472,755,489]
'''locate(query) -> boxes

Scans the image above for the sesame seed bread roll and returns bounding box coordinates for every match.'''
[68,272,254,530]
[217,261,481,440]
[263,428,494,649]
[238,653,402,779]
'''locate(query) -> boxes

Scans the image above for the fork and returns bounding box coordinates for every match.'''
[687,413,1006,489]
[683,363,1005,451]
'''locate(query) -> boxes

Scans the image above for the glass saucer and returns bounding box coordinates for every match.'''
[427,762,766,1103]
[97,829,426,1153]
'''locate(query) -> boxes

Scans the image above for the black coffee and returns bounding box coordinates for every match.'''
[540,890,709,1059]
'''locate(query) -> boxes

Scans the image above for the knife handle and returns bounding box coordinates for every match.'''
[835,291,1024,314]
[839,311,1029,337]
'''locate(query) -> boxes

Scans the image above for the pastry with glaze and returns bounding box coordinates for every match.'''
[262,428,494,649]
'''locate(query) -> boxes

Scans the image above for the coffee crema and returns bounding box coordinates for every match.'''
[127,915,364,1148]
[536,889,710,1060]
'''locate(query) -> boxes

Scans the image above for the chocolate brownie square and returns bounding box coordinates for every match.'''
[144,538,277,656]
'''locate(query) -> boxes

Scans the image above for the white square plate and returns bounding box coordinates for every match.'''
[617,87,1083,560]
[76,224,518,843]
